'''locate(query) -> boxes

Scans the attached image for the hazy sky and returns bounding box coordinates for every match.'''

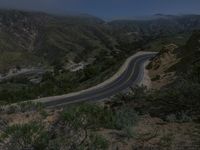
[0,0,200,19]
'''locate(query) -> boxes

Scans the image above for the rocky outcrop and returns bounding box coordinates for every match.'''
[147,44,179,89]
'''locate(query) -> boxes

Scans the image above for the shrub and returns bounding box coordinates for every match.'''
[61,103,115,129]
[18,101,44,112]
[151,75,160,81]
[62,103,138,130]
[88,133,109,150]
[113,107,138,130]
[6,105,19,114]
[0,122,49,150]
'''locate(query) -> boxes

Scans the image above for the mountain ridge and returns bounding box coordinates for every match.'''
[1,9,200,74]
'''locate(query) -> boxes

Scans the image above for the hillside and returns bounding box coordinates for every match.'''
[148,30,200,85]
[1,11,200,149]
[1,11,200,74]
[175,30,200,73]
[1,10,200,103]
[0,10,123,103]
[147,44,178,89]
[1,31,200,150]
[146,30,200,120]
[109,14,200,51]
[0,10,118,74]
[110,15,200,36]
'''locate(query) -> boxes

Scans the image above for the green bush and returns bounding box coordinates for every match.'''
[0,122,49,150]
[18,101,44,112]
[61,103,116,129]
[88,133,109,150]
[61,103,138,130]
[151,75,160,81]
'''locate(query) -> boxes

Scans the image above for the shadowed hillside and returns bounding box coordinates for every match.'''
[1,10,200,74]
[0,10,118,73]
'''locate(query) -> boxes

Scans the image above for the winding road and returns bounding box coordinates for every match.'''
[34,52,156,108]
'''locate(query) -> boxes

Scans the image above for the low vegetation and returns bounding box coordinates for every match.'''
[0,52,124,103]
[0,103,138,150]
[1,80,200,150]
[0,10,200,150]
[1,10,200,103]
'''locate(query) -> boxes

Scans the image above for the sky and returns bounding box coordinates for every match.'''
[0,0,200,20]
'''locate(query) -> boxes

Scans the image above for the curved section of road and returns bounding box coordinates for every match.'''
[34,52,156,108]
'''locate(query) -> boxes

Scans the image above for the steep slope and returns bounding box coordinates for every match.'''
[0,10,118,73]
[1,10,200,74]
[0,10,122,103]
[147,44,179,89]
[175,30,200,73]
[147,30,200,88]
[1,11,200,74]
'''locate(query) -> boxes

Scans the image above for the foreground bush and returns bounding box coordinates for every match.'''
[0,103,138,150]
[0,122,49,150]
[61,103,138,130]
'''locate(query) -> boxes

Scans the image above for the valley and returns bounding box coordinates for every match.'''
[0,10,200,103]
[0,9,200,150]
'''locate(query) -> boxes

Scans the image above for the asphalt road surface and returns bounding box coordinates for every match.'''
[40,53,155,108]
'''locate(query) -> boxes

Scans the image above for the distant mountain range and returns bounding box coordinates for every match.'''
[0,9,200,73]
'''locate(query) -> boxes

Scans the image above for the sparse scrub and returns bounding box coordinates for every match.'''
[0,101,44,114]
[151,75,160,81]
[18,101,44,113]
[158,133,174,149]
[0,122,49,150]
[61,103,138,130]
[5,105,19,114]
[88,133,109,150]
[108,77,200,122]
[0,103,138,150]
